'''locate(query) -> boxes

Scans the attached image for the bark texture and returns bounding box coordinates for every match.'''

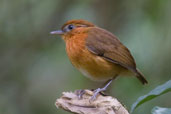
[55,89,129,114]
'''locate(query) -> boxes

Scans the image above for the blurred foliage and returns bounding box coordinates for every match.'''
[152,106,171,114]
[131,80,171,113]
[0,0,171,114]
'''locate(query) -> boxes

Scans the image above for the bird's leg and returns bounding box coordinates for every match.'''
[90,78,113,101]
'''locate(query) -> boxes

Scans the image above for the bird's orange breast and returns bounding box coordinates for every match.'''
[65,33,124,81]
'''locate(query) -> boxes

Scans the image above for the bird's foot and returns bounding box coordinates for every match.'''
[91,89,107,96]
[75,89,85,99]
[90,87,107,101]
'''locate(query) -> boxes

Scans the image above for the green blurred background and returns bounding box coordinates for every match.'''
[0,0,171,114]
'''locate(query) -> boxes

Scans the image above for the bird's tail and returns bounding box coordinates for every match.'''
[135,69,148,85]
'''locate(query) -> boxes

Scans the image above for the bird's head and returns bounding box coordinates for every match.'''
[50,19,95,40]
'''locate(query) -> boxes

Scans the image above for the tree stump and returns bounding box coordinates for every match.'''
[55,89,129,114]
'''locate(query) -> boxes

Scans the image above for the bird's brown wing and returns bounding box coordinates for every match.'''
[85,27,148,84]
[86,27,136,72]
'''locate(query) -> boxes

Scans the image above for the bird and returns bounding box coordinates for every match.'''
[50,19,148,100]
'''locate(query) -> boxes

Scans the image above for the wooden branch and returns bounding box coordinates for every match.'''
[55,89,129,114]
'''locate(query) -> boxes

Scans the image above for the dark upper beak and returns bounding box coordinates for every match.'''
[50,30,64,35]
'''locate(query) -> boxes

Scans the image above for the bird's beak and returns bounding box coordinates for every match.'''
[50,30,64,35]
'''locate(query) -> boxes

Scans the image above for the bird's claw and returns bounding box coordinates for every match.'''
[90,87,106,101]
[76,89,85,99]
[76,88,108,101]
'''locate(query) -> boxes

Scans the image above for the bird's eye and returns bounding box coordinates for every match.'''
[68,24,74,30]
[63,24,76,32]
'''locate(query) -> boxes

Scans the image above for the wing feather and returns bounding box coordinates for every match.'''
[86,27,136,72]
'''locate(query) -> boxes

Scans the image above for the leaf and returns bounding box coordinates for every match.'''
[151,106,171,114]
[130,80,171,113]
